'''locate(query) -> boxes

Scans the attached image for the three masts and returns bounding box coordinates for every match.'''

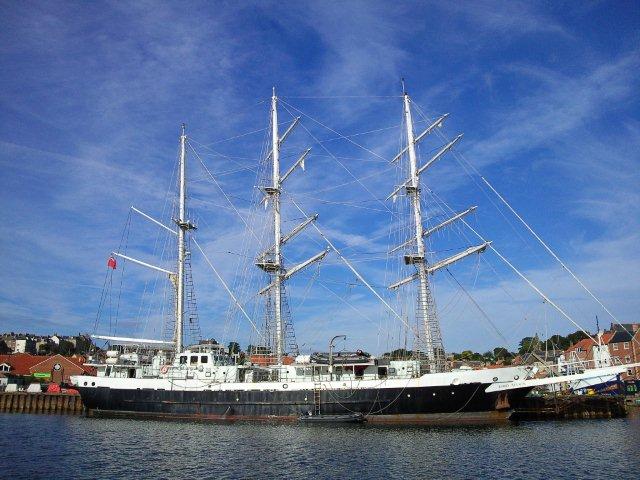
[72,85,638,422]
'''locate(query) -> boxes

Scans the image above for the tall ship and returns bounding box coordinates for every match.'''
[71,86,638,423]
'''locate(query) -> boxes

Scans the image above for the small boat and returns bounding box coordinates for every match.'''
[299,413,366,424]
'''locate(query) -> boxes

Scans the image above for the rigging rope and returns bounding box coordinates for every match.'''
[478,173,632,334]
[191,237,264,341]
[188,141,262,243]
[444,267,509,344]
[286,193,422,340]
[279,100,393,214]
[410,98,633,344]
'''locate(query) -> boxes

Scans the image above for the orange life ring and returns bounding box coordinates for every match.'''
[160,365,169,374]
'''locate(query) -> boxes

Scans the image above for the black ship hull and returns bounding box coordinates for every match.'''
[78,383,533,424]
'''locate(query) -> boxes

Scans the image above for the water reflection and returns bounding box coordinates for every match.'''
[1,413,638,479]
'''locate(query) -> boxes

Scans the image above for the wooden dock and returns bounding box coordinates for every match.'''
[0,392,85,415]
[511,394,627,421]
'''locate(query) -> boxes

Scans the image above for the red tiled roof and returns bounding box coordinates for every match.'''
[0,353,47,375]
[565,333,614,354]
[0,353,95,376]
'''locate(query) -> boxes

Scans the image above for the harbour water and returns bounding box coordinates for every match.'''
[1,412,639,479]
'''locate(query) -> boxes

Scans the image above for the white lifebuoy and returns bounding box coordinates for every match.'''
[160,365,169,374]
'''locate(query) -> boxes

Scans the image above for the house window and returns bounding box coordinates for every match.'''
[624,342,629,349]
[612,344,619,351]
[625,356,631,363]
[0,364,10,372]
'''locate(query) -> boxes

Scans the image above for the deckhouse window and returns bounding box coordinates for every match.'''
[190,356,198,365]
[179,356,187,364]
[201,355,208,364]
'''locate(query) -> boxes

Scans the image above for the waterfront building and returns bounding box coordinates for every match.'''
[564,324,640,382]
[0,353,95,390]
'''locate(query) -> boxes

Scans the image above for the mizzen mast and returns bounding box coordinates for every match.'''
[174,123,196,353]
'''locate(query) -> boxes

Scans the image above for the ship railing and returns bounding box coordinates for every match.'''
[542,356,622,378]
[273,371,415,383]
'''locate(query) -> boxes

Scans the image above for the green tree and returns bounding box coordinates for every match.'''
[460,350,474,360]
[544,334,570,350]
[518,335,540,354]
[566,330,589,346]
[55,339,75,356]
[493,347,513,360]
[228,342,240,355]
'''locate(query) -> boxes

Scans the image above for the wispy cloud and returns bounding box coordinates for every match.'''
[0,1,638,355]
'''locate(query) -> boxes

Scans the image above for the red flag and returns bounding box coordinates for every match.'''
[107,256,117,270]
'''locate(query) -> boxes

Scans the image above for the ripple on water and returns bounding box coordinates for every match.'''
[1,414,639,479]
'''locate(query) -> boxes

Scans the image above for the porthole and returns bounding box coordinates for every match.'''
[91,382,95,386]
[493,377,498,382]
[514,375,520,380]
[84,382,87,386]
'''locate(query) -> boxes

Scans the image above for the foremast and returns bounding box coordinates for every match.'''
[270,89,284,364]
[402,91,444,372]
[388,82,490,373]
[256,88,326,365]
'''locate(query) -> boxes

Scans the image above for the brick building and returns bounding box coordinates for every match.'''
[0,353,94,385]
[564,324,640,381]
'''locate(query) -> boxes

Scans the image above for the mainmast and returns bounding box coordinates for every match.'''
[256,88,325,365]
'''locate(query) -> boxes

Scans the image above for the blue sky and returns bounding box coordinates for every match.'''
[1,1,638,354]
